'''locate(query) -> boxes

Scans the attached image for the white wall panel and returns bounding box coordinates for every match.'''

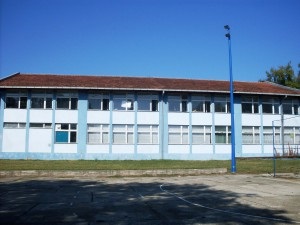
[28,129,52,152]
[242,145,261,154]
[215,145,231,154]
[3,109,27,122]
[55,110,78,123]
[112,112,135,124]
[191,113,213,125]
[241,114,261,126]
[86,145,109,154]
[30,110,52,123]
[54,144,77,153]
[262,115,281,126]
[168,113,189,125]
[214,114,231,125]
[137,145,159,154]
[192,145,213,154]
[137,112,159,124]
[112,145,134,154]
[168,145,189,154]
[87,111,110,123]
[2,129,26,152]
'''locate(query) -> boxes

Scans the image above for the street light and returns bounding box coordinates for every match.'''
[224,25,236,173]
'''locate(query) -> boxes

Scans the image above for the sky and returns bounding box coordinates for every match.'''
[0,0,299,82]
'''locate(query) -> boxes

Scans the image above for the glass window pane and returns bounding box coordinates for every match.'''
[103,99,109,110]
[169,133,180,144]
[215,134,226,143]
[114,99,123,110]
[61,124,69,130]
[88,132,100,144]
[4,123,18,128]
[46,98,52,109]
[102,133,109,144]
[71,98,78,109]
[30,123,43,128]
[138,133,150,144]
[113,133,125,143]
[215,102,226,112]
[152,134,159,144]
[57,98,69,109]
[20,97,27,109]
[151,100,158,111]
[70,124,77,130]
[138,99,149,110]
[193,133,203,144]
[70,131,77,142]
[262,104,272,113]
[88,99,101,109]
[182,133,188,144]
[31,97,44,108]
[56,131,68,143]
[169,100,180,112]
[88,124,101,131]
[192,100,203,112]
[127,133,134,144]
[242,103,252,113]
[182,101,187,112]
[6,97,18,108]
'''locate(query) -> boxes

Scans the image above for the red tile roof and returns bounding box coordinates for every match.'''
[1,73,300,96]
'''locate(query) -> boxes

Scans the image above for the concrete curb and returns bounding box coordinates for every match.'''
[0,168,227,178]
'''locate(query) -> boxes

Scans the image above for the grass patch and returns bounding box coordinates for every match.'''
[0,158,299,174]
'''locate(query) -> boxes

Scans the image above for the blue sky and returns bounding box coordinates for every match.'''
[1,0,299,81]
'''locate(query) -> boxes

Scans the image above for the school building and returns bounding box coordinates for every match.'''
[0,73,299,160]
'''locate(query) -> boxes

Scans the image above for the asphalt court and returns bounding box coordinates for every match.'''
[0,174,299,225]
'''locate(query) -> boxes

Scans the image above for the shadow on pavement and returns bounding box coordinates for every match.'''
[0,178,296,225]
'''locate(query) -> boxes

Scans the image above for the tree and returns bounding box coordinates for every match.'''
[263,62,300,89]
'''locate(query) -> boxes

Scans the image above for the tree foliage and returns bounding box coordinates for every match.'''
[263,62,300,89]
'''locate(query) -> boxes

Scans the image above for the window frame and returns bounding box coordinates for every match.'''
[88,93,110,111]
[215,126,231,144]
[242,126,260,144]
[87,124,109,144]
[56,92,78,110]
[113,94,134,111]
[191,96,211,113]
[31,92,52,109]
[137,125,159,144]
[262,97,280,114]
[112,124,134,144]
[192,125,212,144]
[55,123,77,143]
[137,93,159,112]
[168,95,188,112]
[5,93,28,109]
[214,96,230,113]
[241,96,259,114]
[168,125,189,144]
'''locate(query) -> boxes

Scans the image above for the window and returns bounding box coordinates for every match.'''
[242,126,260,144]
[137,125,159,144]
[283,127,300,145]
[31,93,52,109]
[137,94,159,111]
[88,93,109,110]
[30,123,52,128]
[6,93,27,109]
[56,92,78,110]
[282,99,299,115]
[263,126,280,144]
[192,126,211,144]
[242,96,259,114]
[113,94,134,111]
[113,125,134,144]
[55,124,77,143]
[168,95,188,112]
[215,126,231,144]
[168,125,189,144]
[262,97,279,114]
[3,123,26,128]
[191,96,211,113]
[87,124,109,144]
[214,96,230,113]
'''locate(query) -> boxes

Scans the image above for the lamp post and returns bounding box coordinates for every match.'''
[224,25,236,173]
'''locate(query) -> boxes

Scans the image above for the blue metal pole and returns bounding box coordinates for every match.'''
[225,26,236,173]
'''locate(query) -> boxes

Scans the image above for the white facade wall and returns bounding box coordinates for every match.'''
[28,129,52,152]
[2,129,26,152]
